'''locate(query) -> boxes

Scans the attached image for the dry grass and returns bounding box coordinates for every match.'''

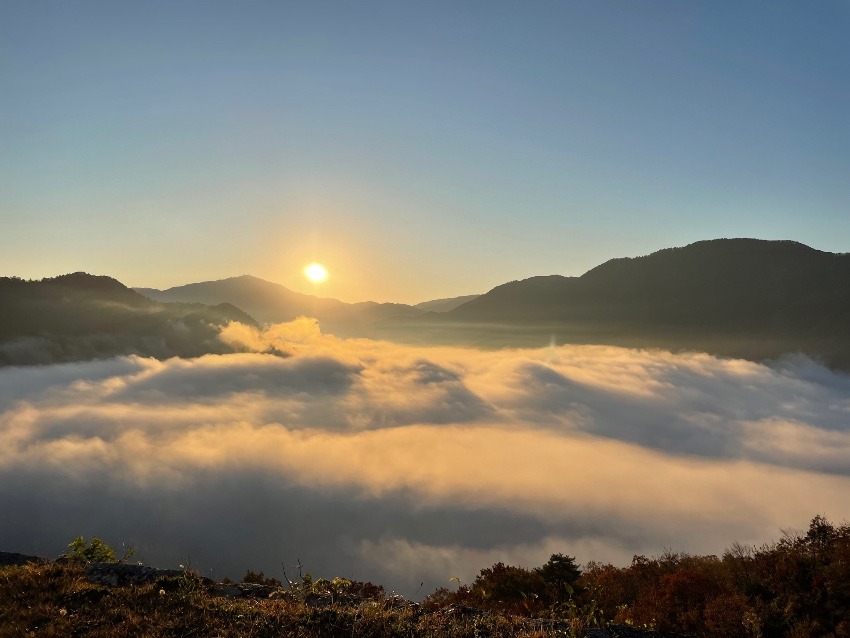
[0,561,571,638]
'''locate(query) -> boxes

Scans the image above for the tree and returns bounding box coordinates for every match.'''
[536,553,582,593]
[62,536,118,563]
[471,562,548,614]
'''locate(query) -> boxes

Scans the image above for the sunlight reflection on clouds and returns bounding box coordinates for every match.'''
[1,319,849,595]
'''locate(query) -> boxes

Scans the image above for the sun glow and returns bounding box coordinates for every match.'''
[304,262,329,284]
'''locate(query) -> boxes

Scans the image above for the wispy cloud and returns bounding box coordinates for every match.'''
[1,320,849,595]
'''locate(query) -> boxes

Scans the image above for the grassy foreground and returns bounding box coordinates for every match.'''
[0,560,571,638]
[3,516,850,637]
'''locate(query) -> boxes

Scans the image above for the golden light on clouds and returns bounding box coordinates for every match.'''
[5,320,850,596]
[304,262,329,284]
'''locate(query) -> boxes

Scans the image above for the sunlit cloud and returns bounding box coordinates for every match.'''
[1,320,849,596]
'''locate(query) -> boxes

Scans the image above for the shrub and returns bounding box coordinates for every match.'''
[470,562,548,614]
[62,536,118,563]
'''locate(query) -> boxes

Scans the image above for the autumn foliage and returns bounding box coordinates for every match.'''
[3,516,850,637]
[425,516,850,637]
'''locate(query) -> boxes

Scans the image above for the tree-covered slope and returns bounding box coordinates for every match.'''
[444,239,850,366]
[0,273,259,365]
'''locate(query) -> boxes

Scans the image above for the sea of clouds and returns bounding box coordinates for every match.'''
[2,318,849,596]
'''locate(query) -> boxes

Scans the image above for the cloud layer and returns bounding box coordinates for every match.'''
[2,319,849,596]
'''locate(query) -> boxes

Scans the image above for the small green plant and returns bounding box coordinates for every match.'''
[61,536,136,563]
[549,596,604,638]
[62,536,118,563]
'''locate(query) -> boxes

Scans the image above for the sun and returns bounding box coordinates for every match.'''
[303,262,329,284]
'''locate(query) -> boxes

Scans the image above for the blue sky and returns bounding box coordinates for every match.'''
[2,1,848,302]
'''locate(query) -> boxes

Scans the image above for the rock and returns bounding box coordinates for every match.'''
[304,592,334,607]
[213,583,245,598]
[84,563,186,586]
[0,551,48,567]
[82,563,287,598]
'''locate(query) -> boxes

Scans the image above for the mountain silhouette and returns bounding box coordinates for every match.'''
[136,275,423,335]
[414,294,480,313]
[0,273,259,365]
[5,239,850,367]
[440,239,850,366]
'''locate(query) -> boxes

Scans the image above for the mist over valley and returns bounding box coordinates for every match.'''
[3,240,850,599]
[4,3,850,632]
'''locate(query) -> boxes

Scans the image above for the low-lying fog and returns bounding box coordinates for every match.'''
[2,318,849,597]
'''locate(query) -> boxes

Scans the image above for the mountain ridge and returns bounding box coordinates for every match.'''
[135,274,424,334]
[5,238,850,367]
[0,272,260,366]
[436,238,850,367]
[450,238,850,318]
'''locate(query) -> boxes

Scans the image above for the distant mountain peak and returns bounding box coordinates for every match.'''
[0,272,266,366]
[135,274,423,328]
[580,238,827,280]
[43,272,131,292]
[675,237,821,254]
[441,238,850,368]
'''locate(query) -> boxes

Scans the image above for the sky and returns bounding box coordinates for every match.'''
[3,318,850,597]
[2,1,849,303]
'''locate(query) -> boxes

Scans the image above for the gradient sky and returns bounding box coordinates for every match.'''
[2,1,848,303]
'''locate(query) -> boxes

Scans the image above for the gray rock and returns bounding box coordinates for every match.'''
[0,551,48,567]
[213,583,245,598]
[304,592,335,607]
[84,563,186,586]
